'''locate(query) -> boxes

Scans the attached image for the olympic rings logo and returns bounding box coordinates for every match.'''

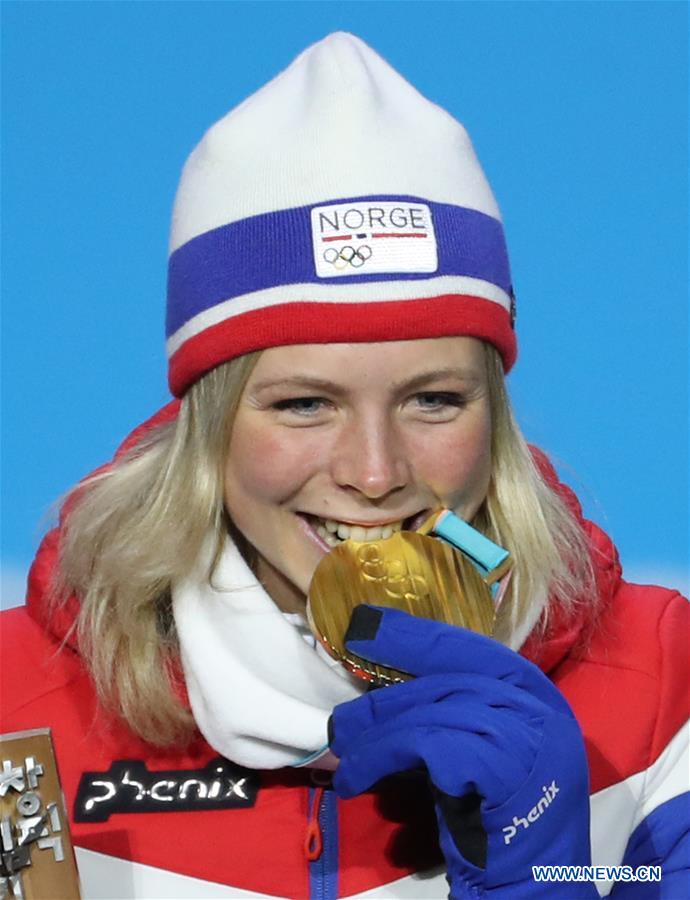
[355,543,430,604]
[323,244,373,269]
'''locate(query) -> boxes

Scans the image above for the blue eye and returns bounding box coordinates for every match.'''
[414,392,466,411]
[272,397,328,416]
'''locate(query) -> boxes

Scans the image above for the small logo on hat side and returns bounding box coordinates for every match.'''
[311,201,438,278]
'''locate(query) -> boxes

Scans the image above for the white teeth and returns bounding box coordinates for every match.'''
[316,523,339,547]
[312,515,413,544]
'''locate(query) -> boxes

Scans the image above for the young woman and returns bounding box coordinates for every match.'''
[2,33,687,899]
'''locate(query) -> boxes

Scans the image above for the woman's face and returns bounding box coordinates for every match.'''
[224,337,492,613]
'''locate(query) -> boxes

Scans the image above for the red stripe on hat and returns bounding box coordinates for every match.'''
[168,295,517,397]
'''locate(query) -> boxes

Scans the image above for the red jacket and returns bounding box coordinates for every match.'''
[2,411,688,898]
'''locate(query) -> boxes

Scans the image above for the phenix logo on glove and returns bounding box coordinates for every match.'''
[328,607,597,898]
[502,780,560,844]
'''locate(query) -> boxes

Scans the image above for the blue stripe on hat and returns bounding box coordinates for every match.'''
[166,196,511,338]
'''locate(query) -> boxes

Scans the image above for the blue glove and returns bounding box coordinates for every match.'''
[329,606,598,899]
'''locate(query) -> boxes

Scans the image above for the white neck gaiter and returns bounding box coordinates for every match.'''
[172,536,366,770]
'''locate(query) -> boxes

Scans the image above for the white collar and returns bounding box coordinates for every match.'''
[172,536,365,770]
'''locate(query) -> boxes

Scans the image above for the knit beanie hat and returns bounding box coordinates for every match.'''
[166,32,516,397]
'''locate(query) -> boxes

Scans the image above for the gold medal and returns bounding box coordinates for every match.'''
[307,524,502,685]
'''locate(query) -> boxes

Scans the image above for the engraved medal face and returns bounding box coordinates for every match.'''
[307,531,497,684]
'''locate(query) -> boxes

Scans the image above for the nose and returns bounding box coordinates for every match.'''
[330,414,410,500]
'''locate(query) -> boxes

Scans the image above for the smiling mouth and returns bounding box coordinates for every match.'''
[302,511,430,549]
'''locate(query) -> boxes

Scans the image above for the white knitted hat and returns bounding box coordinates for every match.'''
[166,32,516,396]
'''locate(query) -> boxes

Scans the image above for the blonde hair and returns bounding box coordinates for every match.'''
[479,346,595,647]
[54,344,594,746]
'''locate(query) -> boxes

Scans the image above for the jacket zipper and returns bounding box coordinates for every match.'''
[305,775,338,900]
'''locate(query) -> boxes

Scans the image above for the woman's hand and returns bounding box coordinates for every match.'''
[329,606,599,898]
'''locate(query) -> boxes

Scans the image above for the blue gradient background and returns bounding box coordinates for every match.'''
[2,1,688,606]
